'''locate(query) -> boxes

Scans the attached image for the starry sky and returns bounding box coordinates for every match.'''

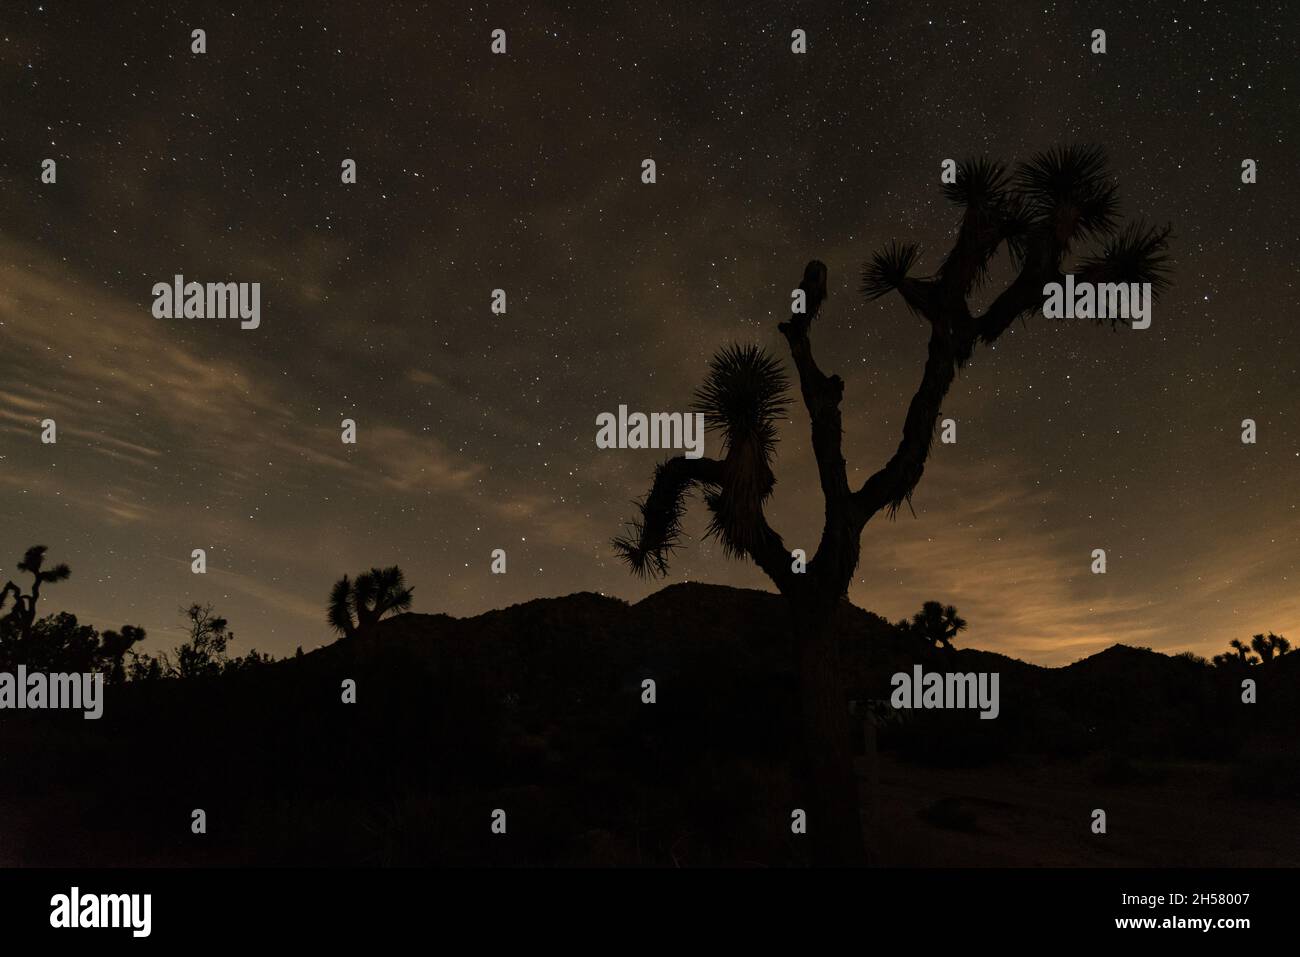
[1,2,1296,665]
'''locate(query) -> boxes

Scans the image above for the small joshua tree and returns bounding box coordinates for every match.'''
[910,601,968,651]
[614,146,1171,865]
[1229,638,1258,664]
[1249,632,1290,663]
[97,625,147,684]
[1,545,72,642]
[327,566,414,641]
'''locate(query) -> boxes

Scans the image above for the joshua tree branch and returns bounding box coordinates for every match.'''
[940,212,1009,301]
[976,261,1054,343]
[778,260,850,504]
[936,158,1023,298]
[855,225,1061,520]
[612,455,724,578]
[857,207,1170,523]
[613,453,799,595]
[853,321,962,521]
[743,512,799,597]
[977,220,1172,343]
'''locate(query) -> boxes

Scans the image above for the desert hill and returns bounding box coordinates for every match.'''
[0,583,1295,866]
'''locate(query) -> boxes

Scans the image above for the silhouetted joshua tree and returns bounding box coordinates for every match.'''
[1228,638,1259,665]
[327,566,414,641]
[1,545,72,642]
[1249,632,1290,663]
[613,145,1171,865]
[910,601,968,650]
[97,624,147,684]
[0,544,145,672]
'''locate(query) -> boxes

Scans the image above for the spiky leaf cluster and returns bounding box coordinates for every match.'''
[691,344,789,461]
[1014,144,1119,244]
[861,241,922,301]
[1077,219,1173,296]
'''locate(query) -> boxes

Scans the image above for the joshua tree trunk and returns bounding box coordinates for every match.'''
[776,268,872,864]
[793,604,866,866]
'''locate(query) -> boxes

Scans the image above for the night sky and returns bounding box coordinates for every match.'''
[1,2,1296,665]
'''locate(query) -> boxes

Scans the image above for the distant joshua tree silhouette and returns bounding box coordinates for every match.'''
[327,566,414,640]
[907,601,968,650]
[1214,640,1249,668]
[1,545,72,642]
[613,145,1172,865]
[1250,632,1290,662]
[1228,638,1257,663]
[97,624,147,684]
[0,544,149,675]
[1213,633,1290,668]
